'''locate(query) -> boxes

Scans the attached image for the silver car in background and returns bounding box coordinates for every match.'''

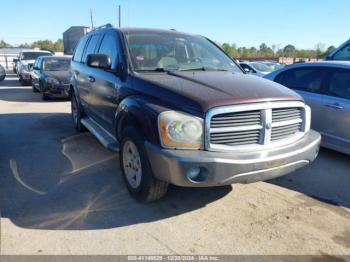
[264,61,350,154]
[0,64,5,81]
[240,61,273,77]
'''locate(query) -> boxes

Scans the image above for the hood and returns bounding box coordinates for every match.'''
[136,71,302,112]
[44,71,70,83]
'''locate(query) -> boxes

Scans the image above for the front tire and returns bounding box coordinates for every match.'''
[120,126,169,202]
[71,91,86,132]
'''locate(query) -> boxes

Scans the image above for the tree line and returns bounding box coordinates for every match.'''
[0,39,64,52]
[221,42,336,59]
[0,38,337,59]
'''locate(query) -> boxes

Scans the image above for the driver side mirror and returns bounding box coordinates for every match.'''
[13,58,18,63]
[87,54,111,70]
[244,68,251,73]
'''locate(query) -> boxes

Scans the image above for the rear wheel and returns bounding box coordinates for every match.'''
[120,126,169,202]
[71,91,86,132]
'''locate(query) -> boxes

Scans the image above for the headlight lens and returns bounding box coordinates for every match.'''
[46,77,59,85]
[158,111,204,149]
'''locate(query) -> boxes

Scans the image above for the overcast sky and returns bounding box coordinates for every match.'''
[1,0,349,49]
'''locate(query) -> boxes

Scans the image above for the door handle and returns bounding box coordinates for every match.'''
[324,103,343,110]
[88,76,95,83]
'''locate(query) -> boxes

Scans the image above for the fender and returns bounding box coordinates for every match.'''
[114,95,171,145]
[69,74,81,103]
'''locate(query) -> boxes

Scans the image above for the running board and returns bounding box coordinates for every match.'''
[81,117,120,152]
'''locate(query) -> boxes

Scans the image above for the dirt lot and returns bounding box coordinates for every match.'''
[0,75,349,256]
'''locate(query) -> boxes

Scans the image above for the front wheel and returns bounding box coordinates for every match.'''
[120,126,169,202]
[32,83,39,93]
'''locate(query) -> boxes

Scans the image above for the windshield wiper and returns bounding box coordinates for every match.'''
[136,67,178,73]
[179,67,229,72]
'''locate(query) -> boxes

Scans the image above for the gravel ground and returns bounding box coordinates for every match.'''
[0,75,349,257]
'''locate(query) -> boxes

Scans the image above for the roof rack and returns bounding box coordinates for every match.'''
[92,23,113,31]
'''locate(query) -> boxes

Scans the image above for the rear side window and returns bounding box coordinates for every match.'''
[275,68,325,94]
[98,34,118,69]
[327,69,350,99]
[82,35,101,63]
[73,37,88,62]
[333,44,350,61]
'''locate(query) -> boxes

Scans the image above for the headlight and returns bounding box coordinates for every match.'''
[46,77,59,85]
[158,111,203,149]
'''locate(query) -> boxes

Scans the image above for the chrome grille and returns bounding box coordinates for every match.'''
[211,110,261,128]
[206,102,309,151]
[272,108,302,122]
[271,108,303,141]
[210,110,261,146]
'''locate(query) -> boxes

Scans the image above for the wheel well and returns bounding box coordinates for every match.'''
[117,114,142,142]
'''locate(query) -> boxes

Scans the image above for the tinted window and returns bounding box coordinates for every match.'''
[82,35,101,63]
[98,34,118,69]
[275,68,324,93]
[333,44,350,61]
[327,69,350,99]
[73,37,88,62]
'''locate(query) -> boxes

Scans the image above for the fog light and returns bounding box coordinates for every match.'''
[187,167,201,180]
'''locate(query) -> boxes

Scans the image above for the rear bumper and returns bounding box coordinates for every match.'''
[145,130,321,187]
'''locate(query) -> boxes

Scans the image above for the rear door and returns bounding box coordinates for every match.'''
[275,67,328,135]
[72,36,90,109]
[321,67,350,150]
[90,32,123,133]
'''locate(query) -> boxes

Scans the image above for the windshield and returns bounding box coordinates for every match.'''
[125,31,242,73]
[22,52,52,60]
[42,58,71,71]
[250,62,273,73]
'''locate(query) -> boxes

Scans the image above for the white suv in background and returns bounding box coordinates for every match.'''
[17,50,53,85]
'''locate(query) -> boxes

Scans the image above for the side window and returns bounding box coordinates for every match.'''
[327,69,350,99]
[275,68,324,94]
[82,35,101,63]
[333,44,350,61]
[98,34,118,69]
[73,37,88,62]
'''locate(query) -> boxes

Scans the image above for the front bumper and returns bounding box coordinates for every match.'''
[20,72,31,80]
[43,83,70,98]
[145,130,321,187]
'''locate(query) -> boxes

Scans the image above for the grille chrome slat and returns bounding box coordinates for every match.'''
[207,103,306,151]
